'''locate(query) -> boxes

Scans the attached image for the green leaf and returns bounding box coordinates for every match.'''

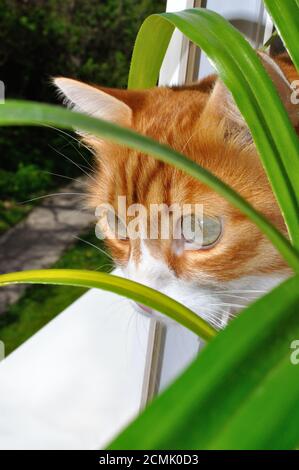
[264,0,299,72]
[129,8,299,248]
[0,100,298,271]
[109,275,299,450]
[0,269,216,341]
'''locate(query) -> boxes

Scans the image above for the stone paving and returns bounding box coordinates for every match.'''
[0,178,96,314]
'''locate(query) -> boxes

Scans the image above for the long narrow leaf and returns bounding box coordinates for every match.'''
[0,269,216,341]
[128,8,299,247]
[109,275,299,449]
[264,0,299,72]
[0,101,298,271]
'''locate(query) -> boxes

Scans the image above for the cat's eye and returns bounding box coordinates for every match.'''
[106,210,128,240]
[182,214,222,250]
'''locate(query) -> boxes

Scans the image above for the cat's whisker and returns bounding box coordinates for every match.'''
[54,131,95,172]
[93,260,114,272]
[208,306,235,323]
[18,192,89,204]
[73,235,114,262]
[227,311,239,320]
[205,315,226,328]
[199,307,223,320]
[209,302,247,309]
[208,311,231,325]
[194,292,255,302]
[45,124,96,164]
[219,294,254,302]
[48,144,98,186]
[189,305,228,329]
[213,289,267,294]
[193,301,250,329]
[95,264,114,272]
[206,318,224,330]
[180,129,198,153]
[41,170,84,185]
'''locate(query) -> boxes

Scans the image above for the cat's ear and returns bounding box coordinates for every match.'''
[53,77,133,127]
[205,52,299,141]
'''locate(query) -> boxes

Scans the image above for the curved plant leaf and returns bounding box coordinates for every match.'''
[264,0,299,72]
[128,8,299,247]
[0,269,216,341]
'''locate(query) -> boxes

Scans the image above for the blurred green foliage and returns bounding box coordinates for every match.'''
[0,164,51,200]
[0,0,165,203]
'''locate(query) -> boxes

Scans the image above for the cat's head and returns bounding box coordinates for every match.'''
[54,53,296,328]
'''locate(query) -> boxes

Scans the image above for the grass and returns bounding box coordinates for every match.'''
[0,200,33,234]
[0,230,113,355]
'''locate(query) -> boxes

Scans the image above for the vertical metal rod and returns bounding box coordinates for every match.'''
[140,319,166,409]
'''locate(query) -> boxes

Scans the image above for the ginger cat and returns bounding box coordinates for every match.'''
[54,52,298,329]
